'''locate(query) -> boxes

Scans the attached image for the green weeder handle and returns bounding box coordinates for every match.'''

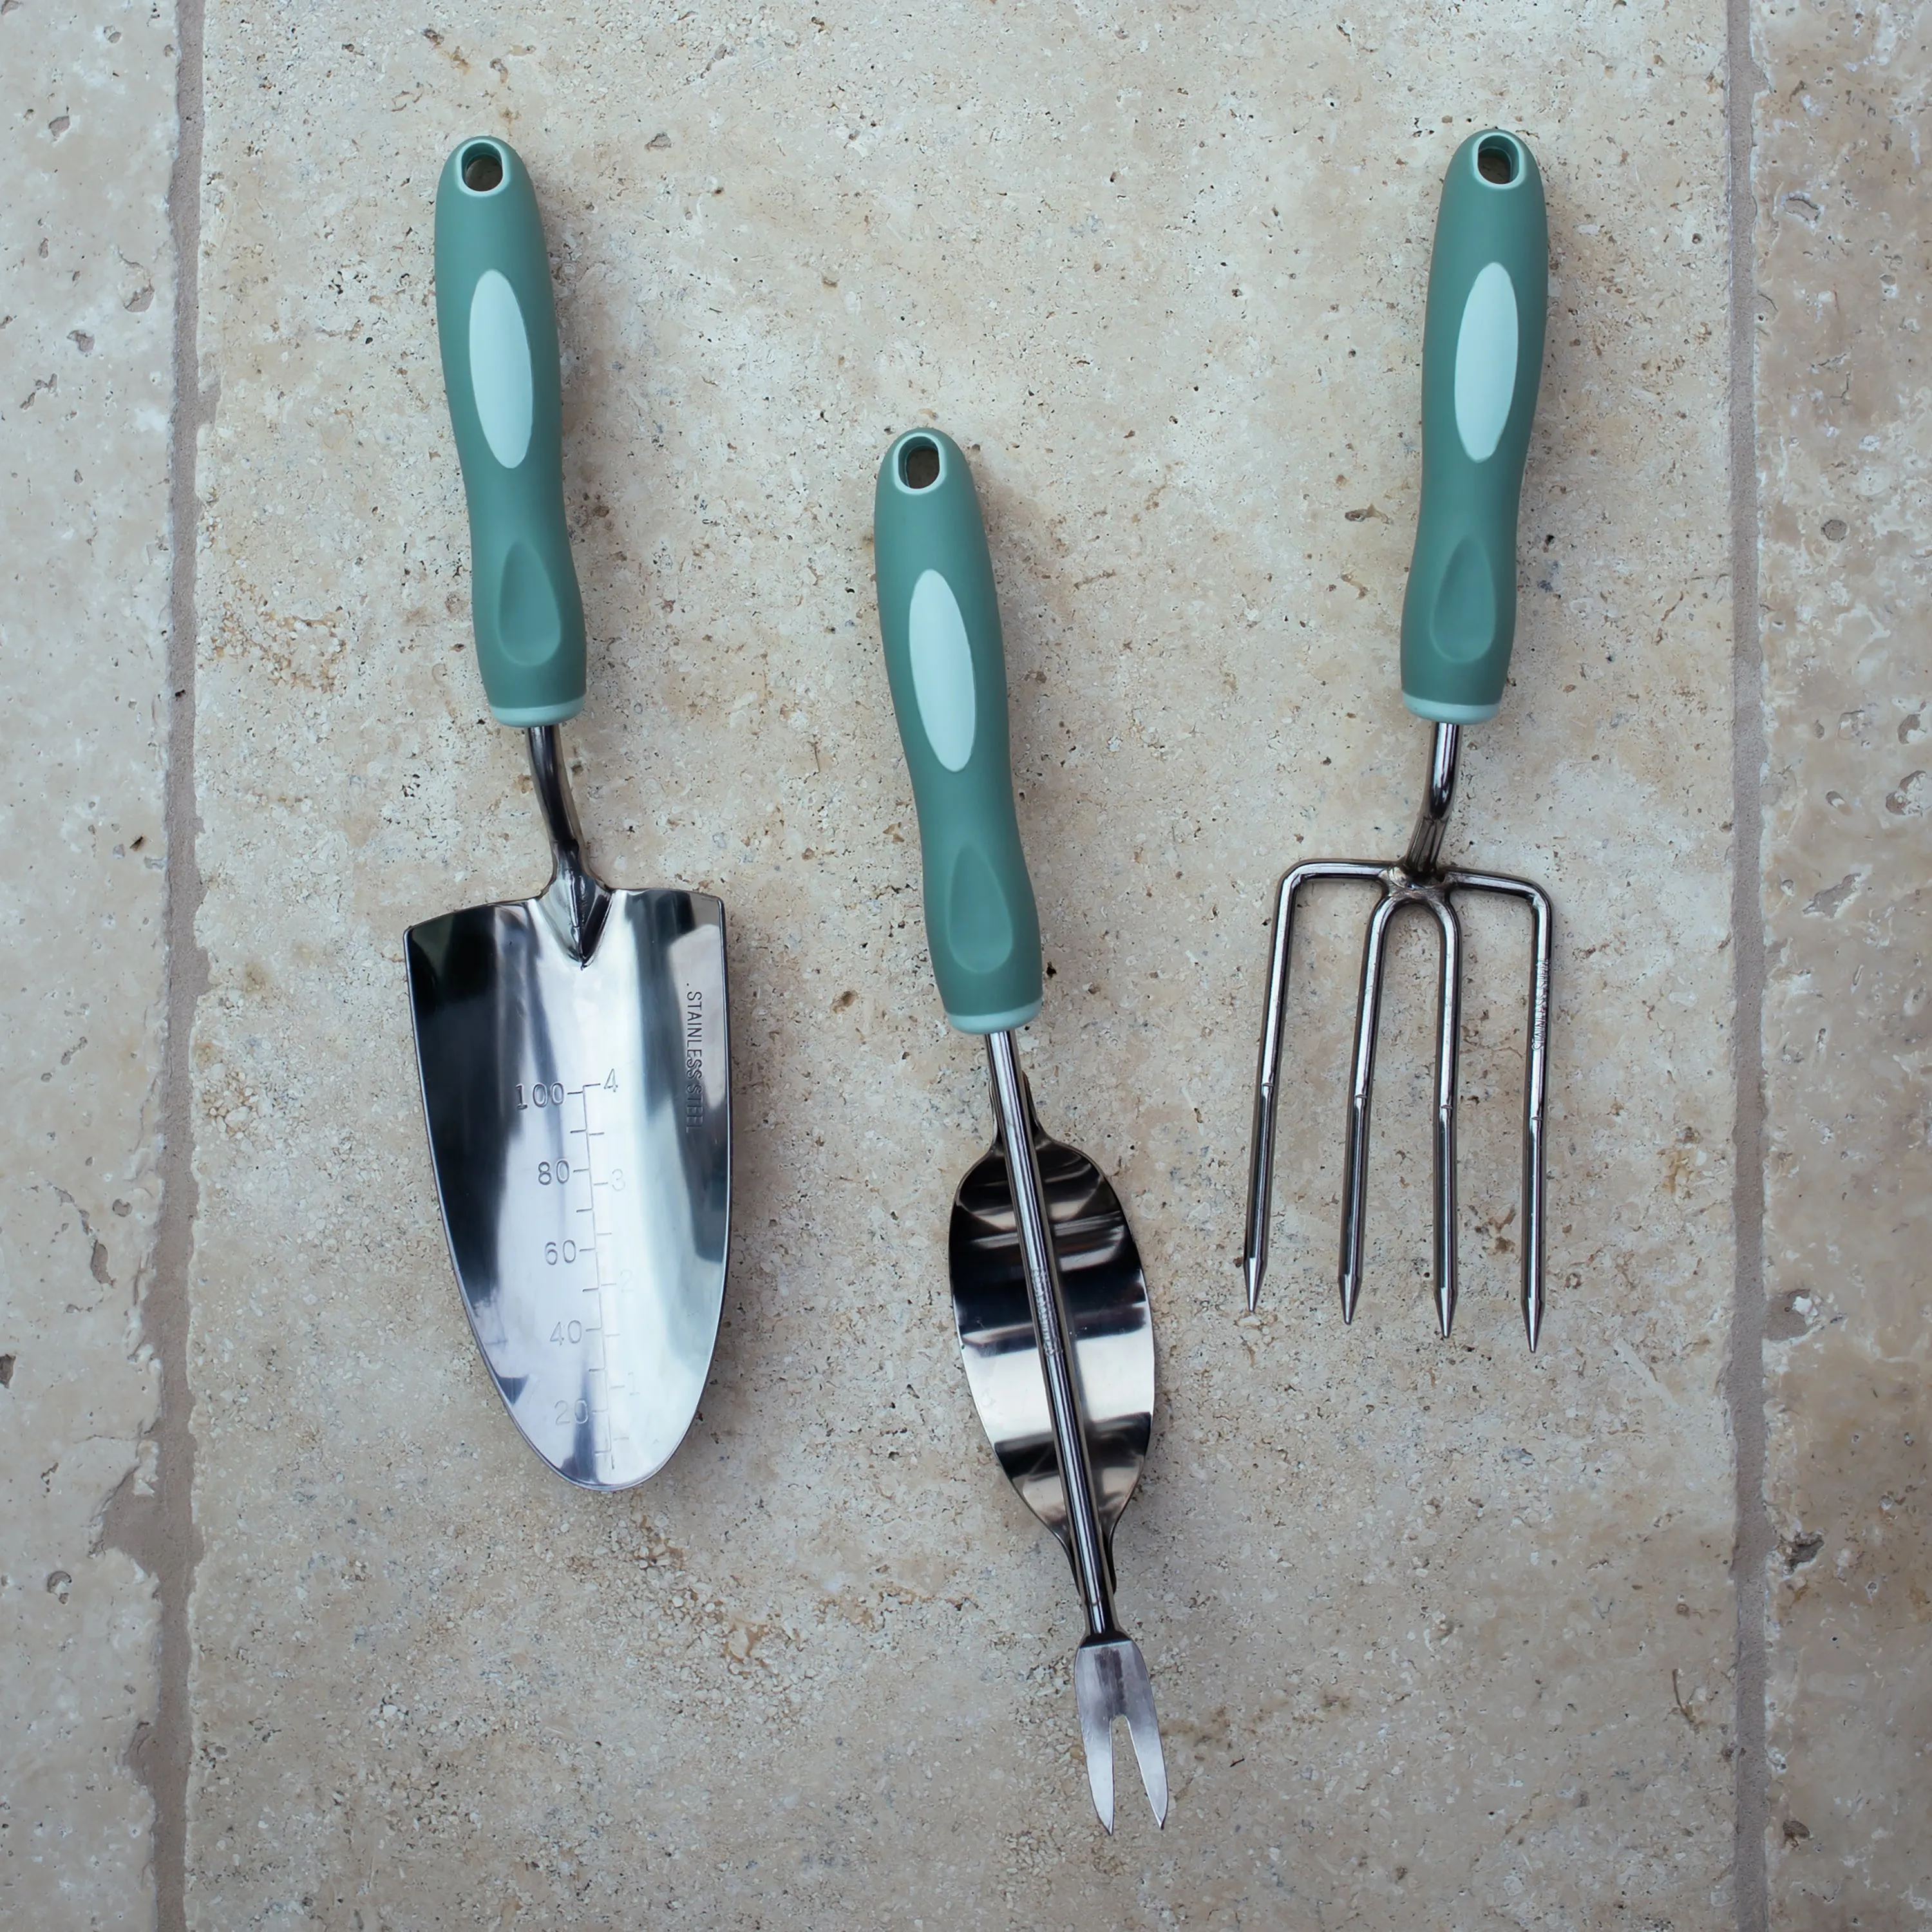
[433,137,585,726]
[873,431,1043,1034]
[1399,129,1549,723]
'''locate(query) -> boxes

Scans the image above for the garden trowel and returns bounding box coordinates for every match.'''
[406,137,730,1490]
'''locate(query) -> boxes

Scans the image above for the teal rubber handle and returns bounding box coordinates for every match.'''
[433,138,585,726]
[1399,129,1549,723]
[873,431,1043,1034]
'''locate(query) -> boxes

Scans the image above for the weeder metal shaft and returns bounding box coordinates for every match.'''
[987,1030,1166,1829]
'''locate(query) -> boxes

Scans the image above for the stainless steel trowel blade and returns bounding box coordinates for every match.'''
[407,878,729,1489]
[949,1095,1153,1564]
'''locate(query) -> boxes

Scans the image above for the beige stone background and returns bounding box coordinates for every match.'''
[1,1,1924,1927]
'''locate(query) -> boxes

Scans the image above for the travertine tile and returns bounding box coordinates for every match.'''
[185,5,1736,1924]
[0,3,179,1922]
[1753,3,1932,1920]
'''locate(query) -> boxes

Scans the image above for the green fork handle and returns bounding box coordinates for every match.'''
[873,431,1043,1034]
[1400,129,1549,723]
[433,137,586,726]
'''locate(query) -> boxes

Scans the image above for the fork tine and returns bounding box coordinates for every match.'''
[1448,871,1555,1351]
[1340,889,1400,1322]
[1518,881,1553,1351]
[1244,866,1307,1312]
[1244,862,1385,1310]
[1425,891,1463,1338]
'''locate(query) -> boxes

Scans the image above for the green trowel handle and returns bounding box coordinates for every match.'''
[1400,129,1549,724]
[873,431,1043,1034]
[433,137,585,727]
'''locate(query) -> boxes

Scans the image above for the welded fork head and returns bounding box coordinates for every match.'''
[1244,724,1552,1348]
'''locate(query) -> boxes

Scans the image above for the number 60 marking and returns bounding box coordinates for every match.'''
[544,1239,579,1266]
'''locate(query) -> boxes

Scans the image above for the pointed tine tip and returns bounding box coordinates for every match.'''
[1124,1673,1169,1828]
[1244,1252,1264,1314]
[1084,1735,1115,1835]
[1526,1305,1542,1354]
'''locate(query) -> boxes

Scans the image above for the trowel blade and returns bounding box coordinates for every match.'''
[406,884,729,1490]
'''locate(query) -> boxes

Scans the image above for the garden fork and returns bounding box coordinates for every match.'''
[1244,129,1555,1349]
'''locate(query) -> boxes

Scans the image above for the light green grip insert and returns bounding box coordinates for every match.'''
[1400,129,1549,723]
[873,431,1043,1034]
[433,138,585,726]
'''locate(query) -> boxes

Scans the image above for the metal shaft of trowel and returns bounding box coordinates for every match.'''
[986,1029,1117,1640]
[527,724,606,958]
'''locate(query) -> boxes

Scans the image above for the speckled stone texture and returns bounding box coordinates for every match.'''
[1752,3,1932,1922]
[0,3,179,1922]
[175,5,1743,1925]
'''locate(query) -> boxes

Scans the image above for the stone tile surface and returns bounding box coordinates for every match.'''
[184,4,1738,1925]
[1753,2,1932,1922]
[0,3,179,1923]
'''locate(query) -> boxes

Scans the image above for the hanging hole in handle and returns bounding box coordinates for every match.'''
[1475,135,1519,185]
[900,438,942,491]
[461,142,506,193]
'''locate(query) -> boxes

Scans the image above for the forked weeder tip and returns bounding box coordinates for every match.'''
[1077,1636,1167,1831]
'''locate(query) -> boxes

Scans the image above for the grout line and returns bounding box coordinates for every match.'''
[1725,1,1772,1927]
[101,5,211,1929]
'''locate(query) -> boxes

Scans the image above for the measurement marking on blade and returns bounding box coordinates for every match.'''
[567,1083,620,1477]
[580,1079,630,1479]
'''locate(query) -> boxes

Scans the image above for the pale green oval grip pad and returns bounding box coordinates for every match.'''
[873,431,1043,1034]
[434,137,585,726]
[1400,129,1549,723]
